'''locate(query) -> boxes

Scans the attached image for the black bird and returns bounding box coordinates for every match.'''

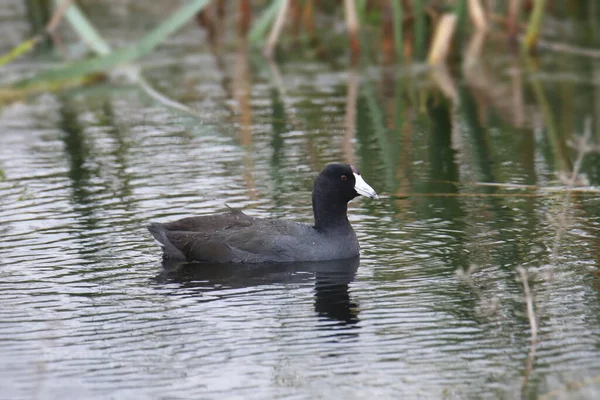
[148,163,378,263]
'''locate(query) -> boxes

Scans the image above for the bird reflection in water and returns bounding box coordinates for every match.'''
[155,257,360,326]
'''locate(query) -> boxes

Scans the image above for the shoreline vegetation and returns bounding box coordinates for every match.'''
[3,1,600,93]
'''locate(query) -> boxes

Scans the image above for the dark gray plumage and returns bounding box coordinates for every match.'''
[148,163,378,263]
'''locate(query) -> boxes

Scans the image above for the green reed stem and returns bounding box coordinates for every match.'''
[413,0,426,60]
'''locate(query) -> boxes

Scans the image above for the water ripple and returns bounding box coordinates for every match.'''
[1,37,600,400]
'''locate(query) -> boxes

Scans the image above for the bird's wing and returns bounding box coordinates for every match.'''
[163,219,310,263]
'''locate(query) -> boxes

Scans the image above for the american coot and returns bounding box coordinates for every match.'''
[148,163,378,263]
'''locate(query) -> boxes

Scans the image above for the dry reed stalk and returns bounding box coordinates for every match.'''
[264,0,289,58]
[36,0,74,54]
[136,74,204,119]
[216,0,225,20]
[517,267,538,396]
[507,0,521,41]
[215,0,226,49]
[381,1,395,65]
[534,39,600,58]
[431,63,458,103]
[468,0,488,31]
[302,0,314,37]
[197,5,219,52]
[463,28,486,68]
[47,0,74,35]
[238,0,252,36]
[427,13,457,65]
[344,0,360,63]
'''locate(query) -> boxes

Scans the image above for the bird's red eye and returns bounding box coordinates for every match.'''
[341,175,347,180]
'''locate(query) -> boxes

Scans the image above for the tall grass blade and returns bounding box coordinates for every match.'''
[15,0,211,89]
[0,37,40,66]
[522,0,547,53]
[63,1,202,118]
[413,0,426,60]
[59,0,111,55]
[453,0,468,47]
[249,0,285,44]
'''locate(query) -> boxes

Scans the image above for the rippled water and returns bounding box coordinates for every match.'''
[2,4,600,400]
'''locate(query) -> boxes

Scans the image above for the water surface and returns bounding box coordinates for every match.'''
[1,4,600,399]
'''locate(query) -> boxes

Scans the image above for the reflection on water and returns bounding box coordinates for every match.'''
[157,257,360,326]
[1,8,600,400]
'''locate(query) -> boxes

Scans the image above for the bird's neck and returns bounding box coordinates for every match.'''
[312,197,350,232]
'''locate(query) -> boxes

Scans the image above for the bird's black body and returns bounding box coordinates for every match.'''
[148,164,377,263]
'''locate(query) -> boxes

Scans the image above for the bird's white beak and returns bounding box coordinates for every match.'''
[354,173,378,199]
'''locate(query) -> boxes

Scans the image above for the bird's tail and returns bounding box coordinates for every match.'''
[147,223,186,260]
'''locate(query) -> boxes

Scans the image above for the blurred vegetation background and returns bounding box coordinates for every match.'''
[3,0,600,189]
[3,0,600,93]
